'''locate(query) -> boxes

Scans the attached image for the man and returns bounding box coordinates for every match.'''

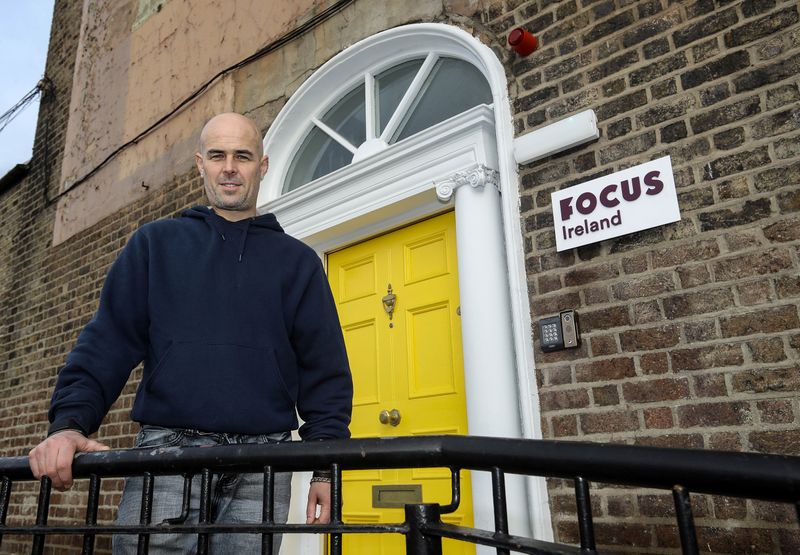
[28,112,353,553]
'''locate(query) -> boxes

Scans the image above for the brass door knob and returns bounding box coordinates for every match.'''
[379,409,401,426]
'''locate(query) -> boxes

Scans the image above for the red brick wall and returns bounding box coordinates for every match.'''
[487,0,800,551]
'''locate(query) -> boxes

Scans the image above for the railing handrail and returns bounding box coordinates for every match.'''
[3,435,799,503]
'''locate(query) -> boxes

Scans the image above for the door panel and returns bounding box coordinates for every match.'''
[327,212,473,555]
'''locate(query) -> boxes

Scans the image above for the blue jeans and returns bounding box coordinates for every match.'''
[113,426,292,554]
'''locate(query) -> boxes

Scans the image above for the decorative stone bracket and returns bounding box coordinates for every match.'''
[435,164,500,202]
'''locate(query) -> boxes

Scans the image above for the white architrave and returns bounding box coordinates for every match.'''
[258,23,552,547]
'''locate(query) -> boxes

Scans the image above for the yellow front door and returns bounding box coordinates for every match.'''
[327,211,474,554]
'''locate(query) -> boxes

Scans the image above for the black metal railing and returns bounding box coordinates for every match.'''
[1,435,799,554]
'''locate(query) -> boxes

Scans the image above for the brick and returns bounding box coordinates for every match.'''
[757,399,794,424]
[552,414,578,437]
[632,300,662,324]
[734,52,800,93]
[699,82,731,107]
[677,401,750,427]
[720,305,800,337]
[736,279,774,306]
[595,90,648,121]
[541,12,592,44]
[564,263,619,287]
[713,496,747,519]
[607,495,635,517]
[741,0,778,17]
[696,526,775,553]
[638,96,696,128]
[713,249,793,281]
[651,77,678,99]
[580,306,630,332]
[606,118,631,139]
[724,6,799,48]
[778,189,800,214]
[660,121,687,143]
[544,365,573,386]
[623,378,689,403]
[722,229,762,251]
[693,373,728,397]
[593,384,619,406]
[630,52,689,86]
[515,86,559,112]
[750,429,800,455]
[670,344,743,371]
[584,285,610,305]
[698,198,772,231]
[713,127,745,150]
[635,433,704,449]
[690,96,761,134]
[766,83,800,111]
[544,52,593,81]
[576,357,636,382]
[599,131,657,164]
[622,10,682,48]
[753,160,800,192]
[640,352,668,375]
[643,406,673,428]
[652,239,719,268]
[748,337,787,363]
[612,272,674,300]
[680,50,750,90]
[643,37,670,60]
[589,334,618,356]
[752,107,800,140]
[717,176,750,199]
[672,7,738,48]
[580,410,639,434]
[620,325,680,351]
[732,366,800,393]
[752,499,797,523]
[676,264,712,289]
[663,288,734,319]
[703,146,772,181]
[540,389,591,412]
[582,10,636,45]
[776,274,800,298]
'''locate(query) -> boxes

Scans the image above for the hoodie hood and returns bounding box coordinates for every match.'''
[182,205,284,262]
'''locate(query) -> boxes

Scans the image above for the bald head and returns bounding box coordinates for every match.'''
[199,112,263,158]
[195,112,268,221]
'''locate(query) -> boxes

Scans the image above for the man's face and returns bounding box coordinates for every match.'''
[195,114,268,221]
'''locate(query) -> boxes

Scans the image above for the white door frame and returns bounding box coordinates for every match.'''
[258,23,552,549]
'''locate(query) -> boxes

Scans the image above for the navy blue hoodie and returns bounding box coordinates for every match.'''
[49,206,352,440]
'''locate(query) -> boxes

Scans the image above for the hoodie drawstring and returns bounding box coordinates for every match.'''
[237,219,251,263]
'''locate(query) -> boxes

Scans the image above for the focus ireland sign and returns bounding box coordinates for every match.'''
[552,155,681,252]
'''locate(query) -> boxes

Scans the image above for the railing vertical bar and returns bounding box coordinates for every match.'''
[574,476,596,552]
[81,474,101,555]
[261,465,274,555]
[137,472,154,555]
[440,468,461,514]
[491,467,510,555]
[405,503,443,555]
[31,477,52,555]
[197,468,213,555]
[673,485,699,555]
[329,463,342,555]
[0,476,11,549]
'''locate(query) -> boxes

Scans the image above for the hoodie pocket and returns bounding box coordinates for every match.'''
[141,341,296,429]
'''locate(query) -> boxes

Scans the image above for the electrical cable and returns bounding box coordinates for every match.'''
[48,0,356,206]
[0,85,41,135]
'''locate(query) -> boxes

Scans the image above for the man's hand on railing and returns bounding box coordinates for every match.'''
[28,430,110,491]
[306,480,332,524]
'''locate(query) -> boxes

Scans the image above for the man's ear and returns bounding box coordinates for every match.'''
[195,153,205,176]
[260,155,269,178]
